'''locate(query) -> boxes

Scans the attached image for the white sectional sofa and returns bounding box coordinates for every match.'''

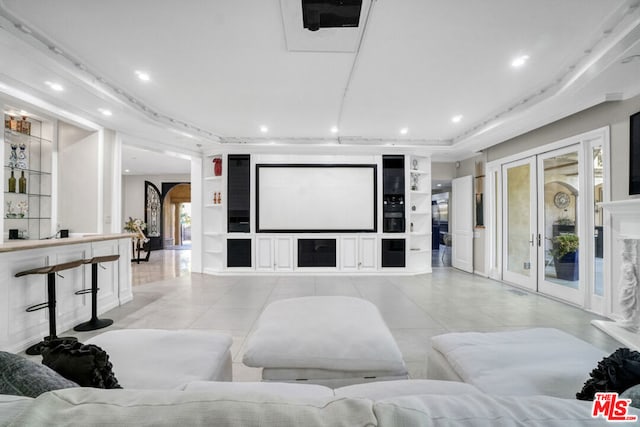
[3,326,637,425]
[1,379,626,426]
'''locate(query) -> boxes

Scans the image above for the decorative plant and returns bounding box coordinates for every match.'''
[124,217,146,234]
[552,233,579,259]
[555,217,575,226]
[16,200,28,217]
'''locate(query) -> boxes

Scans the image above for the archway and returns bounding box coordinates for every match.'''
[162,183,191,248]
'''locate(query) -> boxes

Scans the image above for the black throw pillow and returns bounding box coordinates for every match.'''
[41,339,121,389]
[577,348,640,400]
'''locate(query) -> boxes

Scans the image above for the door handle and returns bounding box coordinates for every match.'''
[538,234,542,247]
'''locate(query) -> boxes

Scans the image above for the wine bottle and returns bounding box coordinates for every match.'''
[8,169,16,193]
[20,117,31,135]
[19,171,26,194]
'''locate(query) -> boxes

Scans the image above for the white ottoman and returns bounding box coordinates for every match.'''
[85,329,233,389]
[243,296,408,387]
[428,328,607,399]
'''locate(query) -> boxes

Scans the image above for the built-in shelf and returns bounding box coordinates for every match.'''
[409,169,429,175]
[409,248,429,253]
[204,232,224,236]
[204,203,223,208]
[4,120,52,241]
[204,176,222,181]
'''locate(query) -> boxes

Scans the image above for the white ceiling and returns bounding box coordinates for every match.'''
[1,0,640,170]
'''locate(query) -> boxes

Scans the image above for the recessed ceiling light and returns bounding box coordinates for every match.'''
[451,115,463,123]
[98,108,112,116]
[511,55,530,68]
[330,126,339,133]
[135,70,150,81]
[44,81,64,91]
[437,183,442,187]
[400,127,409,135]
[124,169,130,173]
[260,125,269,133]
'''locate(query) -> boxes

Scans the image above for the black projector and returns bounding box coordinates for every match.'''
[302,0,362,31]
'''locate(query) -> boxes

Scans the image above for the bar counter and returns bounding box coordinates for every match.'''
[0,234,133,353]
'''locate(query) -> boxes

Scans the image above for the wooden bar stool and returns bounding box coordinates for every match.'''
[73,254,120,332]
[16,259,84,355]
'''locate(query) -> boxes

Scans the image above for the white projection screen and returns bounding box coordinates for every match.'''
[257,165,377,232]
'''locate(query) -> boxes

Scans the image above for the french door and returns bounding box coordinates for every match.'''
[537,146,583,305]
[502,145,583,304]
[502,157,537,291]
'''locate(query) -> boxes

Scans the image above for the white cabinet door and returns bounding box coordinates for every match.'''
[274,237,293,271]
[359,236,377,270]
[340,236,359,270]
[340,236,377,271]
[256,237,273,271]
[257,237,293,271]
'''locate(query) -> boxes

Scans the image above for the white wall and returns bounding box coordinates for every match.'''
[58,122,99,233]
[121,174,190,230]
[486,93,640,201]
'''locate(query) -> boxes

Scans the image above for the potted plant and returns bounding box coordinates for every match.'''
[551,233,579,281]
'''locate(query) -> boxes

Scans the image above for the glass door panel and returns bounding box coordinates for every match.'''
[538,146,583,305]
[502,158,537,291]
[593,147,604,297]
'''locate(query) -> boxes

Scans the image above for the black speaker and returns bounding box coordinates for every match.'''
[59,229,69,238]
[8,229,19,240]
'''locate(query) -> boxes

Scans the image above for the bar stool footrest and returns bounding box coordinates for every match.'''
[26,302,49,312]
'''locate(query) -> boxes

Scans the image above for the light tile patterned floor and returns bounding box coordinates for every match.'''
[63,249,620,382]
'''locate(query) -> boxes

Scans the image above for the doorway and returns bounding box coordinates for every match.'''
[502,146,583,304]
[163,183,192,249]
[492,127,609,311]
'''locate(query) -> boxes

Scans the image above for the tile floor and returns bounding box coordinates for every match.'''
[63,249,620,382]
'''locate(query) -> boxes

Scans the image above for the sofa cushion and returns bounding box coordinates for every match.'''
[85,329,233,389]
[243,296,406,373]
[335,379,481,400]
[374,393,633,426]
[621,384,640,409]
[182,381,334,398]
[0,394,34,425]
[0,351,78,398]
[431,328,607,398]
[11,388,377,427]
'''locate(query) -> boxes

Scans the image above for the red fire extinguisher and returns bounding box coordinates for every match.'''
[213,158,222,176]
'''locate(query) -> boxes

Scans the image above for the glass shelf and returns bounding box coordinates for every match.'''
[3,128,52,144]
[4,216,51,220]
[3,165,51,176]
[4,192,51,197]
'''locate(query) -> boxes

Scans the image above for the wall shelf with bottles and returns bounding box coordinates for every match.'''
[3,114,52,241]
[202,154,226,272]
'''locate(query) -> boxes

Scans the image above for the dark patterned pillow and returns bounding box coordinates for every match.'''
[41,339,121,389]
[577,348,640,400]
[0,351,78,397]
